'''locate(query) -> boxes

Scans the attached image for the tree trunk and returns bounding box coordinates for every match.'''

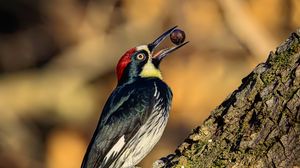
[154,30,300,168]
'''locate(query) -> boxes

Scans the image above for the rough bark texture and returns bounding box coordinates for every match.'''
[154,30,300,168]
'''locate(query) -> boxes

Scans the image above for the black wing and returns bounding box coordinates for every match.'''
[81,80,158,168]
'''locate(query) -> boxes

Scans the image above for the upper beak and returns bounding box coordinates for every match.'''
[148,26,189,62]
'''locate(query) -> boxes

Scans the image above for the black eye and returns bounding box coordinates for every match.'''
[136,53,146,61]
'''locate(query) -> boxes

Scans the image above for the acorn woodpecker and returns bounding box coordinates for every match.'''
[81,26,188,168]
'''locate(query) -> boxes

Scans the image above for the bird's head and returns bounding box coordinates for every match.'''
[116,26,188,85]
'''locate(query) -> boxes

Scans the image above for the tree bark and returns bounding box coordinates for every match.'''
[154,30,300,168]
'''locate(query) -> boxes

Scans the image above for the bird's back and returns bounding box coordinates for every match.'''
[81,77,172,168]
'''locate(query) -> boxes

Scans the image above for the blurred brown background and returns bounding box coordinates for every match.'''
[0,0,299,167]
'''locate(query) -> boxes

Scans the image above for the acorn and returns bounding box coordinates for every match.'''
[170,29,186,45]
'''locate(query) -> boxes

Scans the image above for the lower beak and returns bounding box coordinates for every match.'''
[148,26,188,63]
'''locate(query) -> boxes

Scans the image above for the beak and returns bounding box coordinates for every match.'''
[148,26,189,63]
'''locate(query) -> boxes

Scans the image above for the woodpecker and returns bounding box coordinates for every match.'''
[81,26,188,168]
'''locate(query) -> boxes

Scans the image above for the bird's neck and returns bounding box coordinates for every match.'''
[118,76,164,86]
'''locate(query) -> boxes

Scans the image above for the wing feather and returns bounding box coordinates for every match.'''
[81,81,155,168]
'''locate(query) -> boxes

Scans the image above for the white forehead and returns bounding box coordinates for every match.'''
[136,45,150,54]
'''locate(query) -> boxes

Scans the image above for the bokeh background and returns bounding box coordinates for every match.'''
[0,0,299,167]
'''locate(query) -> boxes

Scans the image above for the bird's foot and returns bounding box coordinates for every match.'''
[152,154,176,168]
